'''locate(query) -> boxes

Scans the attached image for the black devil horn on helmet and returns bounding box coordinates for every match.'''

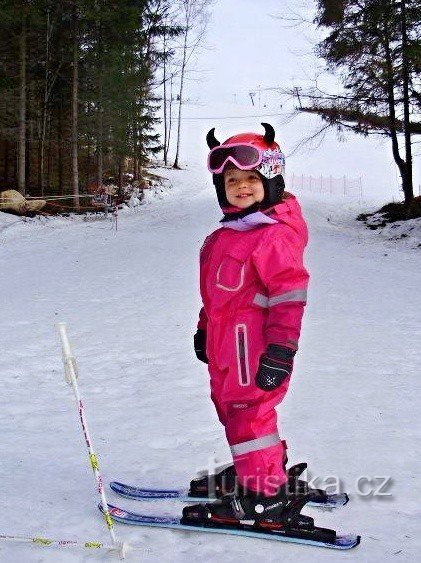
[206,128,220,149]
[261,123,275,145]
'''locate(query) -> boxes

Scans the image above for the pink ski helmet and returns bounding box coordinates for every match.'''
[206,123,286,211]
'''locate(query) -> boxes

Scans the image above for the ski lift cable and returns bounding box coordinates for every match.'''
[170,112,288,120]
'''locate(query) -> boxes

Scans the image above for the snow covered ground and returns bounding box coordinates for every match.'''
[0,164,420,562]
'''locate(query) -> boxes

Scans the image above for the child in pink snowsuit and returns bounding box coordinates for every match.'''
[193,123,309,520]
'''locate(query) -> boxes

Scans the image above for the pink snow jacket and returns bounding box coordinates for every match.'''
[198,194,309,373]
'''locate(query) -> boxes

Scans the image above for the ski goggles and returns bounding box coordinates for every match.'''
[207,143,263,174]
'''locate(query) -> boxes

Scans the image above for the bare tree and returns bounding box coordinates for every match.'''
[162,29,172,165]
[289,0,420,205]
[162,30,178,166]
[173,0,212,169]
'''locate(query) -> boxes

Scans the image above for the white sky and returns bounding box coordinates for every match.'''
[190,0,323,104]
[173,0,420,201]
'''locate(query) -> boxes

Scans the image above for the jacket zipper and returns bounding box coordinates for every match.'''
[235,324,250,386]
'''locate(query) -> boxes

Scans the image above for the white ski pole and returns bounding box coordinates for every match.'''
[1,533,114,551]
[0,533,139,557]
[57,323,127,558]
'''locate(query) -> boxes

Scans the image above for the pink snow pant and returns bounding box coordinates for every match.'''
[208,323,290,496]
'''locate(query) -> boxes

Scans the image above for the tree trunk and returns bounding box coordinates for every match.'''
[167,73,173,160]
[133,117,138,180]
[96,12,104,193]
[37,127,42,191]
[97,100,104,191]
[400,0,413,204]
[86,141,92,189]
[173,24,188,169]
[47,114,52,192]
[25,137,30,192]
[71,3,80,210]
[58,99,64,194]
[383,12,409,203]
[133,154,138,180]
[4,141,10,181]
[163,33,168,165]
[40,9,51,196]
[13,143,17,182]
[18,11,26,194]
[118,158,123,189]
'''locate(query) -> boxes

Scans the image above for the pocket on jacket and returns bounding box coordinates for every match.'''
[235,324,250,386]
[216,255,245,291]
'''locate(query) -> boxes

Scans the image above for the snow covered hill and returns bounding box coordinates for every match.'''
[0,164,420,562]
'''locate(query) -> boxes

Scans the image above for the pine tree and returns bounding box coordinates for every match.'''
[0,0,182,202]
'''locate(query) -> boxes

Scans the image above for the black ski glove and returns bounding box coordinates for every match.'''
[255,344,296,391]
[194,328,208,364]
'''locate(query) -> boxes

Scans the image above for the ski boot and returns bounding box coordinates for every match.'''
[189,463,237,498]
[188,442,328,503]
[181,483,338,544]
[188,440,288,499]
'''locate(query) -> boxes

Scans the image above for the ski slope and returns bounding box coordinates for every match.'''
[0,164,420,562]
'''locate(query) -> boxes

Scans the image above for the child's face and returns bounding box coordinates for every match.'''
[224,168,264,209]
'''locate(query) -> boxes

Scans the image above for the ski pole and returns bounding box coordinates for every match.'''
[0,534,138,557]
[57,323,127,559]
[1,533,114,551]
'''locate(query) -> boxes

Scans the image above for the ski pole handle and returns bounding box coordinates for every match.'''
[58,322,79,384]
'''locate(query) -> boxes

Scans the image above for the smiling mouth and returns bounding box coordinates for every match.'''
[236,193,252,198]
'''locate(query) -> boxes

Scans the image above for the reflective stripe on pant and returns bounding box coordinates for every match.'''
[209,366,291,495]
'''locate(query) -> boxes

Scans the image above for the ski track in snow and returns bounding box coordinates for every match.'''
[0,164,420,562]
